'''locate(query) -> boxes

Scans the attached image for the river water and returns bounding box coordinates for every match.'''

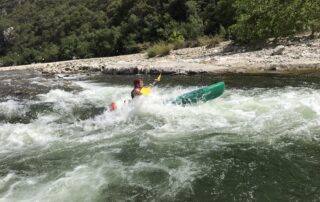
[0,71,319,201]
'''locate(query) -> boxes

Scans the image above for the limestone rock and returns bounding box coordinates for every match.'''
[271,45,285,56]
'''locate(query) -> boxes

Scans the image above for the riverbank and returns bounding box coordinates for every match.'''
[1,36,320,75]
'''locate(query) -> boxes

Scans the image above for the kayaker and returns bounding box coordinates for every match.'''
[131,78,143,98]
[131,78,158,99]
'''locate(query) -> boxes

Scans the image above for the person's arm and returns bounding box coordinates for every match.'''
[149,79,159,87]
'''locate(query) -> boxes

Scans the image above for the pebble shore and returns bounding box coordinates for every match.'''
[1,37,320,75]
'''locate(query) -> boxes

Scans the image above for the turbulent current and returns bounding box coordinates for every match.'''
[0,71,320,201]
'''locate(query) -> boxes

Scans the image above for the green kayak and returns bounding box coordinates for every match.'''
[175,82,225,105]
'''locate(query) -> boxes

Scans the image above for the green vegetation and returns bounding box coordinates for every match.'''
[0,0,319,66]
[198,35,224,48]
[147,42,173,58]
[230,0,320,43]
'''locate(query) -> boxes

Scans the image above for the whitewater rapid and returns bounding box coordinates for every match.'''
[0,74,320,201]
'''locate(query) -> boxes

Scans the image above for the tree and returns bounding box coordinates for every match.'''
[303,0,320,36]
[230,0,305,43]
[0,0,316,66]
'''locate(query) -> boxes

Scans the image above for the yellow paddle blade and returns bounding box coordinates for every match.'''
[156,74,162,82]
[140,87,151,96]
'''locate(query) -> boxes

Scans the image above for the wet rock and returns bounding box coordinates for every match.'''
[14,90,23,96]
[271,45,285,56]
[187,71,197,75]
[79,66,89,71]
[176,70,188,75]
[0,70,83,99]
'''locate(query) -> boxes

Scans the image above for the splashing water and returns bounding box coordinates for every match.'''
[0,72,320,201]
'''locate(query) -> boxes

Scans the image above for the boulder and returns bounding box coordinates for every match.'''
[271,45,285,56]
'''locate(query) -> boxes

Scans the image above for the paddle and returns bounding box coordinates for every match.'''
[156,74,162,82]
[140,74,162,96]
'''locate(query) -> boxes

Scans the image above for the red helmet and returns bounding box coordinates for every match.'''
[133,78,143,87]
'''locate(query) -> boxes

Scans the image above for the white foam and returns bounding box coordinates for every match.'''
[2,82,319,151]
[0,121,59,154]
[0,100,26,118]
[0,166,105,202]
[1,80,320,201]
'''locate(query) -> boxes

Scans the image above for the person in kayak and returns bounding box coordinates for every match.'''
[131,79,143,98]
[131,78,158,99]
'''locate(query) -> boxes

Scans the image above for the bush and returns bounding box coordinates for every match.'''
[0,53,23,66]
[197,35,224,48]
[303,0,320,36]
[135,42,152,52]
[172,40,186,50]
[230,0,306,43]
[147,48,157,58]
[168,31,185,50]
[147,42,173,58]
[183,40,200,48]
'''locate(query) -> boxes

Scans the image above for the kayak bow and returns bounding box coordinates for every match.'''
[174,82,225,105]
